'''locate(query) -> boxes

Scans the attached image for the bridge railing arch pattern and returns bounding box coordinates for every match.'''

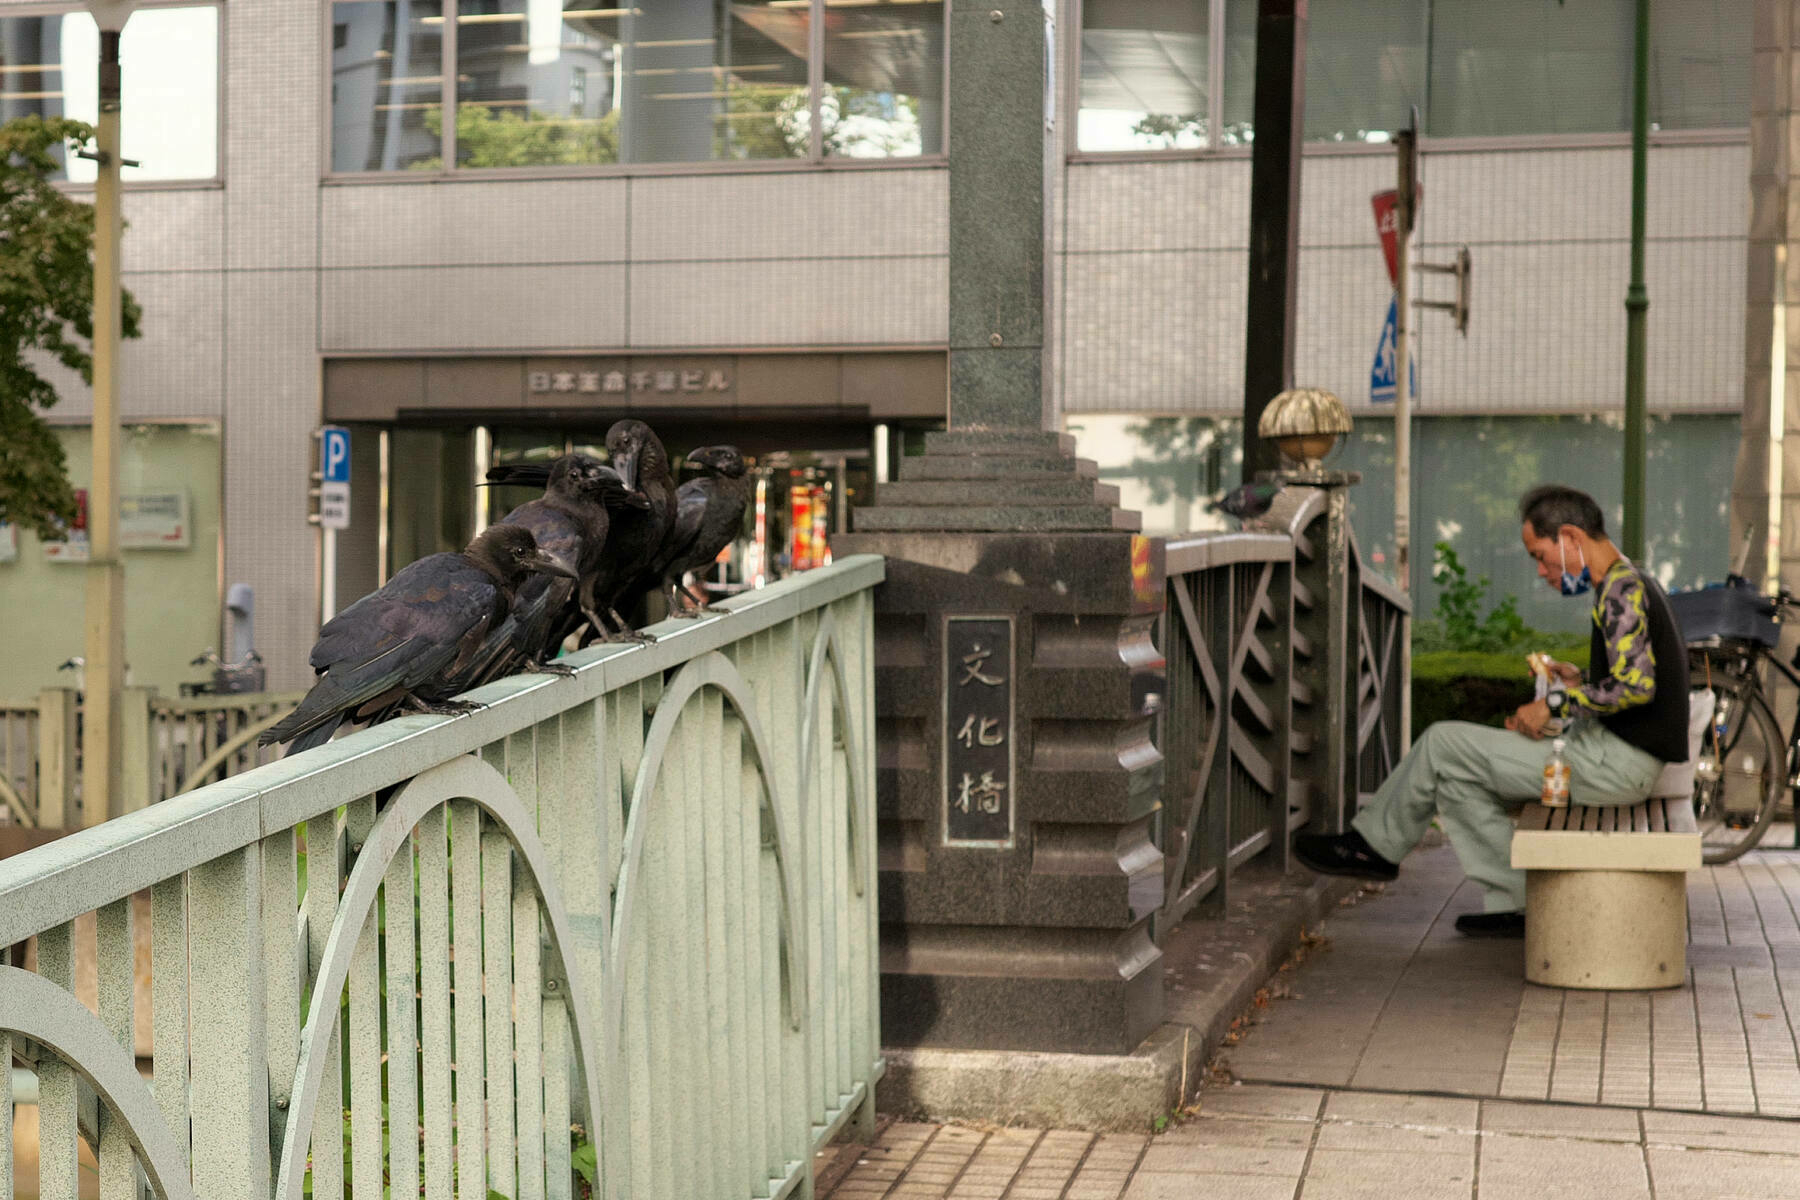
[0,556,883,1200]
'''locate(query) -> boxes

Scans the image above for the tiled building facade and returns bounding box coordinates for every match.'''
[0,0,1758,693]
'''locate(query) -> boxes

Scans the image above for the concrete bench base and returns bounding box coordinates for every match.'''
[1513,797,1701,991]
[1525,868,1688,989]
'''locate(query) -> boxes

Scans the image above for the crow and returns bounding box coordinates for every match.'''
[586,419,678,641]
[643,445,751,617]
[259,524,576,756]
[458,455,648,685]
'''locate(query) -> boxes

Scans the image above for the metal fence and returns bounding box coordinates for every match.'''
[1151,484,1409,935]
[0,688,305,829]
[0,554,883,1200]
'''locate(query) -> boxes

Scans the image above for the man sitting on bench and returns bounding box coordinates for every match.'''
[1293,484,1691,937]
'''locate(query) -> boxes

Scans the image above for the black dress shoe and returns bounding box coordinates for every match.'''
[1293,830,1399,881]
[1454,910,1526,938]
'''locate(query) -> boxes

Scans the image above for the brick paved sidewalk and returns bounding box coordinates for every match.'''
[827,836,1800,1199]
[821,1082,1800,1199]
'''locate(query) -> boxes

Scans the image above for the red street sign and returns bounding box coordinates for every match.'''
[1371,186,1423,287]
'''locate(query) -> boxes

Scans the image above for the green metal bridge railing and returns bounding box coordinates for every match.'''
[0,553,884,1200]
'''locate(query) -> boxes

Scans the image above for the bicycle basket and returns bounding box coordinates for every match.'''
[1668,582,1779,648]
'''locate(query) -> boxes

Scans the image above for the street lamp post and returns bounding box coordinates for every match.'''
[81,0,134,827]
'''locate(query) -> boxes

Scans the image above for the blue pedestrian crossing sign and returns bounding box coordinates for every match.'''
[1370,293,1417,404]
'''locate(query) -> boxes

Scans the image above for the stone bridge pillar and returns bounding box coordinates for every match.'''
[833,1,1166,1055]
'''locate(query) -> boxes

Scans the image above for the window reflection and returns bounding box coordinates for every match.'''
[330,0,947,171]
[1078,0,1209,152]
[1110,0,1749,152]
[0,5,218,181]
[821,0,943,158]
[454,0,621,167]
[332,0,444,172]
[627,1,808,163]
[1427,0,1634,138]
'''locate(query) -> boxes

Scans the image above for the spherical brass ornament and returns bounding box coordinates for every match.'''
[1258,387,1353,469]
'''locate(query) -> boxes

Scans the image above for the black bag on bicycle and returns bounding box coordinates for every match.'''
[1669,579,1779,649]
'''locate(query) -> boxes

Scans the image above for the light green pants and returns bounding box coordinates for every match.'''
[1351,718,1665,913]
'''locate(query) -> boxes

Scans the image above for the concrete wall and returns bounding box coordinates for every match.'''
[1056,140,1749,417]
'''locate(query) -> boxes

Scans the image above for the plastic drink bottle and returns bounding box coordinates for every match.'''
[1541,738,1571,808]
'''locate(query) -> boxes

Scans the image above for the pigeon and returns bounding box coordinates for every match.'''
[1209,481,1284,521]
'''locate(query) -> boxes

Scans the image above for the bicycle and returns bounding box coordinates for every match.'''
[1671,577,1800,864]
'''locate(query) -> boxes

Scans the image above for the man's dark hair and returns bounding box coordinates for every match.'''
[1519,485,1606,540]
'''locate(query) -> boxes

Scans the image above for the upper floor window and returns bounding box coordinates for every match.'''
[1077,0,1748,153]
[330,0,945,174]
[0,3,219,181]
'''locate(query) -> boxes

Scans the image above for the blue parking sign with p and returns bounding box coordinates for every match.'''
[319,426,352,530]
[321,427,351,483]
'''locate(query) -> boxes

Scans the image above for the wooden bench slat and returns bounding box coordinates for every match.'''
[1649,798,1667,832]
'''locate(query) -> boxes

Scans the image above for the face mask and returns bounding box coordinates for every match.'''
[1558,537,1592,597]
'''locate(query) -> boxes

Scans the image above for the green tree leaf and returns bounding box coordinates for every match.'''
[0,114,142,537]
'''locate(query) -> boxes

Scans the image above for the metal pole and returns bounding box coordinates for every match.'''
[1393,118,1417,592]
[1241,0,1307,482]
[320,526,337,624]
[81,18,128,828]
[1622,0,1650,560]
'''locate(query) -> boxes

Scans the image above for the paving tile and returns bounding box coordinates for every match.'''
[1479,1099,1643,1142]
[1065,1184,1130,1200]
[1121,1172,1298,1200]
[1303,1148,1475,1189]
[1645,1146,1800,1200]
[1156,1117,1316,1149]
[1313,1122,1475,1156]
[1295,1175,1470,1200]
[1322,1091,1480,1131]
[1193,1084,1324,1122]
[1134,1142,1309,1176]
[1641,1108,1800,1154]
[1477,1133,1649,1200]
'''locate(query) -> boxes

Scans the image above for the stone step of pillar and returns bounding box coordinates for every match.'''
[923,429,1078,457]
[852,505,1142,533]
[875,478,1121,507]
[896,454,1100,482]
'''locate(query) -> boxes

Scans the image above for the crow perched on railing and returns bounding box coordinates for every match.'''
[585,419,679,642]
[465,455,648,685]
[641,445,751,617]
[259,525,575,756]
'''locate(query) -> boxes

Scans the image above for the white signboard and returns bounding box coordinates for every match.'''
[121,491,190,549]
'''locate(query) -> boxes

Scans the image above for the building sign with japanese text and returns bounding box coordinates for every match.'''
[525,365,733,397]
[942,615,1016,848]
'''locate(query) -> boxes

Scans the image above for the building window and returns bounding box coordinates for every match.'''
[330,0,945,173]
[1077,0,1210,151]
[0,4,219,181]
[453,0,620,168]
[821,0,944,158]
[331,0,445,172]
[1079,0,1749,154]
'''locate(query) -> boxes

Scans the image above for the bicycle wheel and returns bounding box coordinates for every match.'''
[1694,684,1782,865]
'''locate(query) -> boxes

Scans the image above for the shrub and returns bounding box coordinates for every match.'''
[1411,647,1591,739]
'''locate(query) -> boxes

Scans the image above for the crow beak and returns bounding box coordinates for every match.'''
[611,447,640,493]
[528,551,579,580]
